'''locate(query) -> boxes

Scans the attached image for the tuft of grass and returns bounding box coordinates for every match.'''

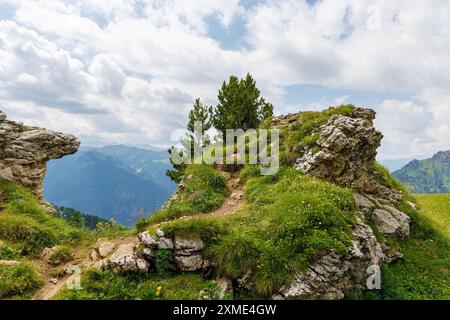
[48,246,74,266]
[159,217,226,245]
[55,270,218,300]
[210,166,357,295]
[0,262,44,299]
[137,164,228,227]
[0,243,20,260]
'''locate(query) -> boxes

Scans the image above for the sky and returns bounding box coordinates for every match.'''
[0,0,449,160]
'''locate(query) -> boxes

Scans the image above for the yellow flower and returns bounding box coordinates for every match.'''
[156,286,162,297]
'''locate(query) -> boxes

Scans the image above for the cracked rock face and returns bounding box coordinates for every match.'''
[0,111,80,198]
[293,108,401,202]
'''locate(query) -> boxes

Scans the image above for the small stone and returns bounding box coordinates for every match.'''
[174,236,203,255]
[215,278,233,300]
[174,255,203,272]
[90,249,99,262]
[50,278,58,285]
[136,259,150,272]
[92,259,109,270]
[142,247,156,260]
[156,228,165,238]
[371,209,401,236]
[97,242,116,258]
[109,243,138,272]
[138,231,158,248]
[158,237,174,250]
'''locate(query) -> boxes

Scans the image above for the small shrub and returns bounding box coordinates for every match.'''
[48,266,67,278]
[155,249,174,274]
[48,246,73,265]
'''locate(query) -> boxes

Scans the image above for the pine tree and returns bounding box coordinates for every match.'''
[166,98,212,183]
[187,98,212,150]
[212,73,274,135]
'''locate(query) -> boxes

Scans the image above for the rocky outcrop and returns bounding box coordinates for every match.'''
[289,108,401,202]
[0,111,80,198]
[272,218,384,300]
[354,193,410,239]
[87,231,209,274]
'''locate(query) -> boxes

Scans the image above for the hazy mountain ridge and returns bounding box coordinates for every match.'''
[393,150,450,194]
[44,146,176,225]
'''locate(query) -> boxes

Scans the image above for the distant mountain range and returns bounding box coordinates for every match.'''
[44,145,176,226]
[393,150,450,194]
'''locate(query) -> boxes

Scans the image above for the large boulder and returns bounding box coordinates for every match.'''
[354,193,410,239]
[0,111,79,198]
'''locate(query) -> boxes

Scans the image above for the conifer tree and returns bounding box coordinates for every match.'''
[212,73,274,136]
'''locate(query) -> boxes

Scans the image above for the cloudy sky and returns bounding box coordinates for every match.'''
[0,0,449,160]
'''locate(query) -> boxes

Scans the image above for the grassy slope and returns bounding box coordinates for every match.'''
[210,166,356,296]
[0,178,102,299]
[0,178,80,299]
[378,198,450,300]
[415,194,450,241]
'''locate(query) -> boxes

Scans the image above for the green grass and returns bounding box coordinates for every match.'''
[158,217,226,245]
[415,194,450,241]
[55,270,220,300]
[0,178,84,256]
[0,262,44,299]
[48,246,74,266]
[137,164,228,227]
[0,243,20,260]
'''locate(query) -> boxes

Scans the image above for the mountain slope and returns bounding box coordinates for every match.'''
[96,145,176,193]
[44,150,172,225]
[393,151,450,194]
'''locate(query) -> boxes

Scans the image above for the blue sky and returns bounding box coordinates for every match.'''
[0,0,449,160]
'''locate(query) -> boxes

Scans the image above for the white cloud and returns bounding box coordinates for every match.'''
[0,0,449,158]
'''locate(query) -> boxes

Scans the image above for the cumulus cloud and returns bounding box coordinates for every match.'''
[0,0,448,158]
